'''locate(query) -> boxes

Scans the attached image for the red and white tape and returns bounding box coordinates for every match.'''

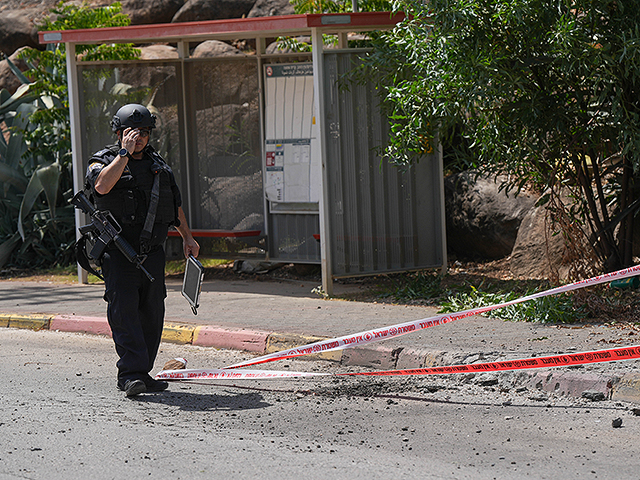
[224,265,640,369]
[156,368,328,380]
[339,344,640,377]
[155,345,640,380]
[153,265,640,381]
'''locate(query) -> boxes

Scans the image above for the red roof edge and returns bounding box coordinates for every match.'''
[38,12,404,45]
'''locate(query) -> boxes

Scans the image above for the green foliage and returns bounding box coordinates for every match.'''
[389,271,445,301]
[291,0,392,13]
[382,270,586,323]
[362,0,640,273]
[439,286,587,324]
[291,0,351,13]
[0,1,140,270]
[276,0,393,51]
[32,1,139,62]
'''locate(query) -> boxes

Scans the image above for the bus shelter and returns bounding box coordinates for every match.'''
[39,12,447,295]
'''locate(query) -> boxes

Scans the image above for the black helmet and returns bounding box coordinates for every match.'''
[110,104,156,132]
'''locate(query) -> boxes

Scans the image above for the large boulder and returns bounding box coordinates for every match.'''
[116,46,180,108]
[445,171,537,260]
[121,0,185,25]
[172,0,256,23]
[509,202,569,280]
[193,102,261,169]
[510,190,598,281]
[247,0,294,17]
[138,44,179,59]
[200,171,263,229]
[0,1,107,56]
[0,10,39,56]
[191,59,258,107]
[192,40,245,57]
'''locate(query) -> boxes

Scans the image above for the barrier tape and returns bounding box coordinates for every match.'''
[225,265,640,369]
[155,345,640,380]
[339,344,640,377]
[156,368,328,380]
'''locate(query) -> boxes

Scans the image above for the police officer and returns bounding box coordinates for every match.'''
[86,104,200,397]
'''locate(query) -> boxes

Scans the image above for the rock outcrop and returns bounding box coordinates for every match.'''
[445,171,537,260]
[172,0,256,22]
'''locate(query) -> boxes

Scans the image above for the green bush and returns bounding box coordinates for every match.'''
[439,286,587,324]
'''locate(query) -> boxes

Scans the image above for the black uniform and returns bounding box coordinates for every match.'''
[86,144,181,389]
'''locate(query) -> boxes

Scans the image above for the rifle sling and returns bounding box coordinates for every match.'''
[140,166,161,252]
[75,235,105,281]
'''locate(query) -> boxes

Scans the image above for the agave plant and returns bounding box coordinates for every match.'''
[0,86,36,266]
[0,46,73,269]
[0,1,139,271]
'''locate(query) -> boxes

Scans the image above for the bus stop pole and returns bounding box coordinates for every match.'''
[311,27,334,297]
[66,42,88,284]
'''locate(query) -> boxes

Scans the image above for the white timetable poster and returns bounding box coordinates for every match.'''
[264,63,320,204]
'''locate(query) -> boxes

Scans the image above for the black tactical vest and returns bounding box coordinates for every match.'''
[86,145,181,249]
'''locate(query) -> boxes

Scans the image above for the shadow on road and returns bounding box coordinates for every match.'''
[135,389,271,411]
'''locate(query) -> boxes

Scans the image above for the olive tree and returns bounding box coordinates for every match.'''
[363,0,640,275]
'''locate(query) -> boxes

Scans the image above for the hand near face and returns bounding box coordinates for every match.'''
[120,127,149,154]
[120,127,138,154]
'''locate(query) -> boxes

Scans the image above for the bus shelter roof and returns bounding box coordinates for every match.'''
[38,12,405,45]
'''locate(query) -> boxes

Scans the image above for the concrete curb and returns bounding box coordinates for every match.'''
[2,313,640,404]
[51,315,112,337]
[611,373,640,403]
[0,313,52,330]
[193,325,268,352]
[341,344,401,370]
[162,322,197,344]
[265,332,342,363]
[522,370,614,399]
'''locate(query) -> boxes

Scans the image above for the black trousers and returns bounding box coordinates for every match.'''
[102,246,166,387]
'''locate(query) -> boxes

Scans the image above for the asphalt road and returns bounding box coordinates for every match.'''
[1,328,640,480]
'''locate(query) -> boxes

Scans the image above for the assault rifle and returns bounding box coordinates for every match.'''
[71,191,155,282]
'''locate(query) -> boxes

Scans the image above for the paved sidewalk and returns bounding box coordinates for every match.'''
[1,275,640,403]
